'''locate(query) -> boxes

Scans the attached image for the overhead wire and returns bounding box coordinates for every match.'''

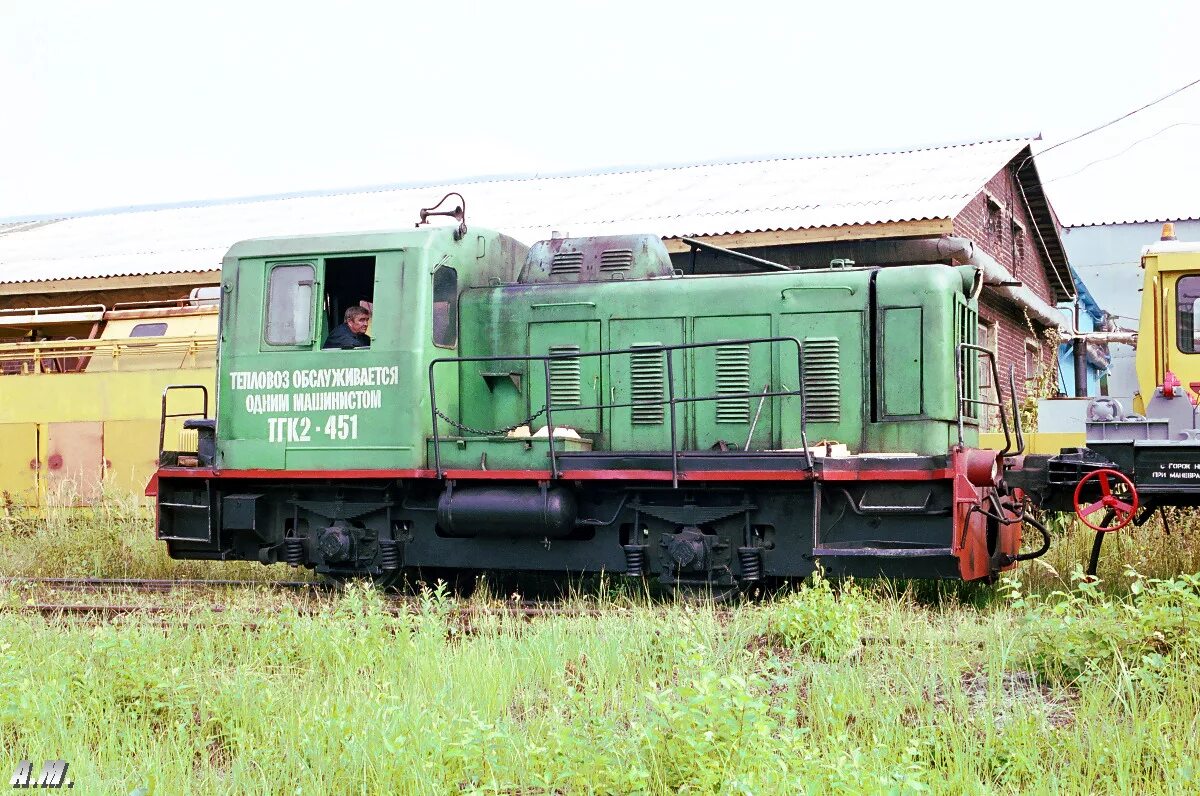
[1045,122,1200,183]
[1009,76,1200,302]
[1027,76,1200,169]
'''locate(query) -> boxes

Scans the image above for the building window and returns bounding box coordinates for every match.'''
[1025,341,1042,383]
[1011,218,1026,264]
[986,195,1004,242]
[978,321,998,430]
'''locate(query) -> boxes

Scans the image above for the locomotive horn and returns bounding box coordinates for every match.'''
[416,192,468,240]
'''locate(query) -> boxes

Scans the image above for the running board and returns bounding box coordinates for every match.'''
[812,546,953,558]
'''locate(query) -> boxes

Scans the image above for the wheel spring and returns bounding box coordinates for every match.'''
[623,544,647,577]
[738,547,763,581]
[284,538,305,567]
[379,540,400,571]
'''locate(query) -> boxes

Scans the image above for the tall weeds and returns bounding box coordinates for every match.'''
[0,484,294,580]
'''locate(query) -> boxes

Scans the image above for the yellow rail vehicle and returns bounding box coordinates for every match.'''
[982,227,1200,453]
[0,295,216,506]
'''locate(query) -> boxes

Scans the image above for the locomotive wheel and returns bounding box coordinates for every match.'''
[1073,468,1138,532]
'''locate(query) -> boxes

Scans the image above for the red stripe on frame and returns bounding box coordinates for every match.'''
[821,469,953,481]
[154,466,949,483]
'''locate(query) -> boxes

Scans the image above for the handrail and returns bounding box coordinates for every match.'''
[0,334,218,354]
[0,335,217,375]
[112,297,217,311]
[0,303,107,319]
[955,343,1023,457]
[159,385,210,461]
[428,335,811,484]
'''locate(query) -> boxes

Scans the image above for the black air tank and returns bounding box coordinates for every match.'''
[436,486,577,538]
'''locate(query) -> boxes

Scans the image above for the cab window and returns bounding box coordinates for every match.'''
[322,256,376,341]
[1176,275,1200,353]
[265,263,315,346]
[433,266,458,348]
[131,322,168,337]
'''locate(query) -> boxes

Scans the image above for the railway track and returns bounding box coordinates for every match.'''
[6,601,599,629]
[0,576,326,593]
[0,576,604,623]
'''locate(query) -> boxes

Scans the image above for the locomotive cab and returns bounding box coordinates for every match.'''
[203,227,526,473]
[1132,232,1200,415]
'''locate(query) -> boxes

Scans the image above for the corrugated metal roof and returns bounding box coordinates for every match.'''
[1066,214,1200,228]
[0,139,1030,285]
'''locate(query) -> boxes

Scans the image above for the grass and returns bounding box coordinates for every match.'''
[2,492,1200,793]
[2,577,1199,794]
[0,484,302,581]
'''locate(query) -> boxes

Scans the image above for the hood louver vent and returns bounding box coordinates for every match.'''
[715,344,752,424]
[801,338,841,423]
[629,345,665,425]
[550,251,584,275]
[599,249,634,273]
[548,345,583,407]
[521,234,673,283]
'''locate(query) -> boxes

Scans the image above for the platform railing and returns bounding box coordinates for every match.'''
[429,336,810,485]
[0,335,217,374]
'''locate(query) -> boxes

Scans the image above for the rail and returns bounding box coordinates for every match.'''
[0,303,107,323]
[429,336,811,486]
[111,296,219,312]
[0,335,217,374]
[955,343,1024,456]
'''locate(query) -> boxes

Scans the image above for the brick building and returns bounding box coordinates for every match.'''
[0,138,1070,416]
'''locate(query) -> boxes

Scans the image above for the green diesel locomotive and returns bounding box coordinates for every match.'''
[152,201,1041,590]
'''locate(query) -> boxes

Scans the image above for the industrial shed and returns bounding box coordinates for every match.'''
[1062,216,1200,399]
[0,138,1071,411]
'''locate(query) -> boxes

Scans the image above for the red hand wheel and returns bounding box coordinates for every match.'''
[1073,468,1138,532]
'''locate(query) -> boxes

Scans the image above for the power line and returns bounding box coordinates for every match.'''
[1037,77,1200,160]
[1045,122,1200,183]
[1018,76,1200,172]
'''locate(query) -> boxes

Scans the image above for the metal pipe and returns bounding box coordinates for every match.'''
[666,349,679,488]
[949,239,1067,331]
[542,358,558,480]
[680,237,792,272]
[836,236,1071,333]
[1073,301,1087,397]
[744,385,770,451]
[1073,338,1087,396]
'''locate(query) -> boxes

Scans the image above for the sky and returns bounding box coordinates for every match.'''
[1,0,1197,226]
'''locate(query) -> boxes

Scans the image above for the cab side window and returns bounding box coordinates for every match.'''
[265,263,315,346]
[1177,275,1200,353]
[322,256,376,340]
[433,266,458,348]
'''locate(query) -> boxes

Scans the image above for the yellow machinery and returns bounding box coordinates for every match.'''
[1131,227,1200,414]
[982,224,1200,454]
[0,295,216,507]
